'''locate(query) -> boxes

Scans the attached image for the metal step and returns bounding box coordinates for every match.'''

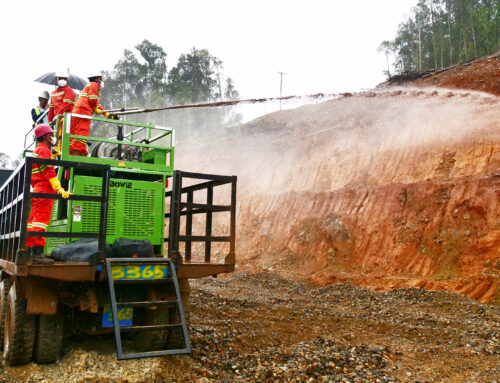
[113,278,173,284]
[120,324,183,332]
[105,257,191,360]
[116,300,178,308]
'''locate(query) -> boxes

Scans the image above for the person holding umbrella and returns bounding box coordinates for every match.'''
[47,71,76,157]
[48,71,76,123]
[69,72,112,156]
[31,90,50,125]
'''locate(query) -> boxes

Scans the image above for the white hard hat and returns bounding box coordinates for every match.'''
[88,71,103,80]
[55,71,68,79]
[39,91,50,99]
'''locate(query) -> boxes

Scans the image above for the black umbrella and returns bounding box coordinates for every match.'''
[34,72,87,91]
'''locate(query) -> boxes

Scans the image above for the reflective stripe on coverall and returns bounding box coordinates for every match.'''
[26,142,57,248]
[70,82,105,155]
[48,85,75,123]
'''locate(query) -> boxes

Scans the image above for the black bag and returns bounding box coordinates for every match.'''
[111,238,153,258]
[51,238,112,264]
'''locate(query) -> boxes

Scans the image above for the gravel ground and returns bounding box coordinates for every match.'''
[1,272,499,382]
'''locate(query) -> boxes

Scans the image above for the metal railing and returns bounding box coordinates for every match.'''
[23,109,50,154]
[60,113,175,173]
[23,113,175,173]
[0,157,110,265]
[166,170,237,264]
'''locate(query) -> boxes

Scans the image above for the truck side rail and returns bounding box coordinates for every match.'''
[0,157,110,265]
[165,171,236,265]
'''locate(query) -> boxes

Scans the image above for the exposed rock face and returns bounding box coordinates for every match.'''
[177,88,500,303]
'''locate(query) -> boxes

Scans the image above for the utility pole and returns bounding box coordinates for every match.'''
[278,71,286,110]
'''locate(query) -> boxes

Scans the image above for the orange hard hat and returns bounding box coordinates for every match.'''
[34,124,55,139]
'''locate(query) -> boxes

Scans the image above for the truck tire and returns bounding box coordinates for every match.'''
[166,278,191,349]
[133,307,170,351]
[3,282,35,365]
[33,308,64,364]
[0,277,12,350]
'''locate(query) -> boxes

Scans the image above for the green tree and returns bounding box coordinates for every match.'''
[224,78,240,100]
[101,39,168,109]
[377,40,395,77]
[382,0,499,75]
[101,41,241,144]
[166,48,220,104]
[0,153,19,169]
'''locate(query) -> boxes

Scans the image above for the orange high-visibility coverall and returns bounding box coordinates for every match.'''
[26,142,57,248]
[48,85,75,123]
[69,82,105,156]
[48,85,76,143]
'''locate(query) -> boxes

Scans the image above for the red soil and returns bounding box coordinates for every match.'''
[413,53,500,96]
[177,88,500,303]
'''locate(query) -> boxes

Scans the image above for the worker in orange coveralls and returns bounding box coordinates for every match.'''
[48,72,76,158]
[48,72,76,123]
[26,124,71,264]
[69,73,112,156]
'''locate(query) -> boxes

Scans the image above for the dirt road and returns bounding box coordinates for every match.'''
[3,273,498,382]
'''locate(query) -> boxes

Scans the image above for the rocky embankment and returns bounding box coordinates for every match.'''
[177,88,500,303]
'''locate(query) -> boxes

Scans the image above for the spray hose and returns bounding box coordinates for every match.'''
[104,93,339,116]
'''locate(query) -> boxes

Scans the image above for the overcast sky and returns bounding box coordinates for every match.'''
[0,0,417,159]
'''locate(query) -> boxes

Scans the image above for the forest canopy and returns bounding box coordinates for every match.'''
[100,40,241,143]
[379,0,499,75]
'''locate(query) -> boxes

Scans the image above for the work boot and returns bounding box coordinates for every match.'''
[31,246,55,265]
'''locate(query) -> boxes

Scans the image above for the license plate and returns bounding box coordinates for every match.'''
[111,264,169,280]
[102,304,133,328]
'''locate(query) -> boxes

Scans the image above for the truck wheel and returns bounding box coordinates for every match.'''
[3,282,35,365]
[133,307,170,351]
[0,278,12,350]
[33,308,64,364]
[166,279,191,349]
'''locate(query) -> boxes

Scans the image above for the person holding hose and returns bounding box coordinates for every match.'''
[70,72,113,156]
[27,124,71,264]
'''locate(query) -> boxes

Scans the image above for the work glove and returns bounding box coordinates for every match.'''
[51,146,61,157]
[94,108,105,116]
[49,177,71,199]
[108,114,119,120]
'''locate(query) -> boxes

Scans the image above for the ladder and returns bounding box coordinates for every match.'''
[105,258,191,360]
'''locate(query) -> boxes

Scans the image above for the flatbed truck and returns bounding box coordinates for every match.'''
[0,113,236,364]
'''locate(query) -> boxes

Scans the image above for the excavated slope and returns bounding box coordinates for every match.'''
[414,53,500,96]
[176,88,500,303]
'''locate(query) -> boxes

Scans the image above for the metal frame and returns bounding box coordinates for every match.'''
[60,113,175,174]
[0,157,110,265]
[23,109,50,152]
[105,257,191,359]
[166,171,237,264]
[23,113,176,173]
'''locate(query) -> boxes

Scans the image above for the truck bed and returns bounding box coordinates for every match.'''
[0,259,235,282]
